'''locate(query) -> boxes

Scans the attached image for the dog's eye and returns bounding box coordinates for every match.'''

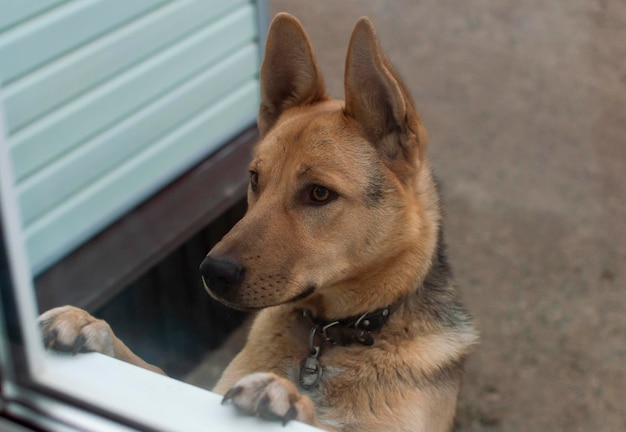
[309,185,333,204]
[249,171,259,192]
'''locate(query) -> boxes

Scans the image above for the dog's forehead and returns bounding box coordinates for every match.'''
[254,102,375,171]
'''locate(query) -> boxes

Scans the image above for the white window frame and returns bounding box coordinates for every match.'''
[0,94,318,432]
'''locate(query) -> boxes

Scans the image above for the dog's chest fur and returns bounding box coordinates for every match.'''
[251,302,472,410]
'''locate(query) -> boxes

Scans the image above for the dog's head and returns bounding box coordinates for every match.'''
[201,14,440,318]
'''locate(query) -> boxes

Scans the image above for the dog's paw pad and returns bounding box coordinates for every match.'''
[38,306,114,356]
[222,372,313,425]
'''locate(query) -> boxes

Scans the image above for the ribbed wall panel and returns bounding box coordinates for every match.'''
[0,0,265,274]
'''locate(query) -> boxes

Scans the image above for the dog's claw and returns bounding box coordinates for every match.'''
[222,386,242,405]
[257,394,275,419]
[71,333,88,355]
[257,393,296,424]
[282,404,298,426]
[43,328,58,350]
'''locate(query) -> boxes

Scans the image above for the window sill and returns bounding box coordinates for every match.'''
[21,351,319,431]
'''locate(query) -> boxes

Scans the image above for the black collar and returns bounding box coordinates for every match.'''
[301,305,394,347]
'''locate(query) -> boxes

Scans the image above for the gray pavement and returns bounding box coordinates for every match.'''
[187,1,626,430]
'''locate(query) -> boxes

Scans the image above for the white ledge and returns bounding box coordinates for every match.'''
[31,351,319,431]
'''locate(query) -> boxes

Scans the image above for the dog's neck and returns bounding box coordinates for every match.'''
[296,303,399,389]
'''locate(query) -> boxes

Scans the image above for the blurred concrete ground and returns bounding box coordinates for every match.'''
[187,1,626,430]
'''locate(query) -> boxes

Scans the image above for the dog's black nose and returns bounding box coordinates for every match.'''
[199,255,244,296]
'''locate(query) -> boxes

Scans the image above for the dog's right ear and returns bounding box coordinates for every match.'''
[258,13,327,136]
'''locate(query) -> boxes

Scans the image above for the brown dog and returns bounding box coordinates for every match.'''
[40,13,477,432]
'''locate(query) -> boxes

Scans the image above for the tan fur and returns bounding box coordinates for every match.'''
[39,13,476,432]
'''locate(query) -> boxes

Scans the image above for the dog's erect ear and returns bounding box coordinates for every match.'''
[344,18,424,164]
[258,13,327,136]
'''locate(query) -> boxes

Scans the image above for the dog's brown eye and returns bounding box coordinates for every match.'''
[310,185,332,203]
[249,171,259,192]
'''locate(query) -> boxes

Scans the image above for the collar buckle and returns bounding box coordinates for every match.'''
[324,326,374,346]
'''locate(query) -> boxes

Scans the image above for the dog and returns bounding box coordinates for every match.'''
[39,13,477,431]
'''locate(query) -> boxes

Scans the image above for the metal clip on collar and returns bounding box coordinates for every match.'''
[299,327,322,389]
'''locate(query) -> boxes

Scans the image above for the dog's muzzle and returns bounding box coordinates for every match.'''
[199,255,245,297]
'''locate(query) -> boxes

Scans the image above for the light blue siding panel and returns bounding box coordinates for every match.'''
[18,44,259,224]
[9,4,258,181]
[0,0,68,31]
[24,80,261,273]
[3,0,248,133]
[0,0,171,84]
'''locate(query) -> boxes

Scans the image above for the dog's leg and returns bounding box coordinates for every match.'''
[38,305,164,375]
[221,372,334,431]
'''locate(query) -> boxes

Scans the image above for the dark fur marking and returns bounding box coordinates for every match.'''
[417,226,474,330]
[409,175,473,332]
[364,172,385,207]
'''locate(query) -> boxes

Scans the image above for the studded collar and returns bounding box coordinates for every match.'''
[301,306,394,346]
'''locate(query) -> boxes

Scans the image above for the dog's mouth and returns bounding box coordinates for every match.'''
[201,275,316,311]
[201,276,253,311]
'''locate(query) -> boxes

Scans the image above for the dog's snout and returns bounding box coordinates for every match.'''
[200,255,245,295]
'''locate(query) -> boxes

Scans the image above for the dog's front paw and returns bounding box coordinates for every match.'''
[222,372,317,426]
[38,305,115,356]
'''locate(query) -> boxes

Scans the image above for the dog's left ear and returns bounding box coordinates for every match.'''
[344,18,425,166]
[258,13,327,136]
